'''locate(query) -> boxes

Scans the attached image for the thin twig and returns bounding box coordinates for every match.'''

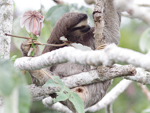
[41,69,58,84]
[41,42,68,47]
[5,33,31,39]
[138,83,150,101]
[5,33,70,47]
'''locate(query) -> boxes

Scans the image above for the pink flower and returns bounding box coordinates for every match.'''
[20,10,44,36]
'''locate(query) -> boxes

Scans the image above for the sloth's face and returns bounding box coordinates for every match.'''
[66,19,91,42]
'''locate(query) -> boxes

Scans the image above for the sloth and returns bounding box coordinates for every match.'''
[21,1,121,111]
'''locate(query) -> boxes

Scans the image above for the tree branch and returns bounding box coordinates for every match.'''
[93,0,105,48]
[0,0,13,109]
[124,68,150,84]
[114,0,150,23]
[28,84,60,101]
[42,97,72,113]
[0,0,13,59]
[14,44,150,71]
[62,64,136,88]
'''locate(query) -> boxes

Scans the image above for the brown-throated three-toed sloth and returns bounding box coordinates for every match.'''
[21,2,121,111]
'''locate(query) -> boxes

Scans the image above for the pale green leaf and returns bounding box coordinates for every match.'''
[46,5,62,20]
[69,92,84,113]
[54,89,70,103]
[0,59,24,96]
[11,55,17,62]
[48,5,69,26]
[43,76,84,113]
[18,85,31,113]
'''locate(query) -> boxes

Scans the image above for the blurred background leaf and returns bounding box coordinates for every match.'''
[139,28,150,53]
[0,59,31,113]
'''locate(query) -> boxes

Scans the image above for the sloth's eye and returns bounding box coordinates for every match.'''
[79,26,86,29]
[69,26,86,32]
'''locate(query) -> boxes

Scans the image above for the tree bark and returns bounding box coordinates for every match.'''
[0,0,13,59]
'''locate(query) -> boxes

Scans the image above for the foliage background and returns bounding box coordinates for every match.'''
[9,2,150,113]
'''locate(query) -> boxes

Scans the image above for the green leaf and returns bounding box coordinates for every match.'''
[54,89,70,103]
[43,76,70,104]
[139,28,150,53]
[48,5,69,26]
[79,6,89,13]
[46,5,62,20]
[11,55,17,62]
[69,92,84,113]
[70,3,78,9]
[0,59,31,113]
[43,76,84,113]
[0,60,24,96]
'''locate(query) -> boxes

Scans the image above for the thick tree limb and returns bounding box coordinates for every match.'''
[14,44,150,71]
[93,0,105,48]
[63,64,136,88]
[85,79,132,112]
[114,0,150,24]
[0,0,13,59]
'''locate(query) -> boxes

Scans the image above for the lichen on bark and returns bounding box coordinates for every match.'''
[0,0,13,59]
